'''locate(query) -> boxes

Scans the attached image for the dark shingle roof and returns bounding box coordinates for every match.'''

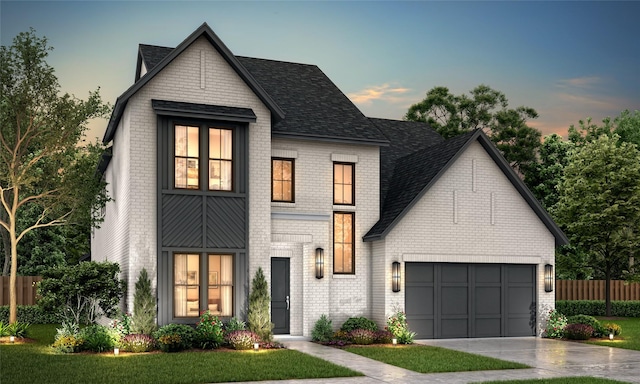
[364,130,476,240]
[152,99,257,122]
[368,118,444,205]
[139,44,175,72]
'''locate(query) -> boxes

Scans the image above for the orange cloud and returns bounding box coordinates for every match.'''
[347,83,412,105]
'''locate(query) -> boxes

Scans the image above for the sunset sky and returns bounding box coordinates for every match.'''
[2,1,639,142]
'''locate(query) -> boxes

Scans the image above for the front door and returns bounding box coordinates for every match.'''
[271,258,290,334]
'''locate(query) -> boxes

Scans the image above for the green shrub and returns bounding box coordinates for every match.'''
[555,300,640,317]
[566,314,606,337]
[247,268,274,342]
[120,333,156,352]
[0,305,63,324]
[603,322,622,336]
[226,330,259,350]
[340,316,378,333]
[153,324,197,352]
[386,311,416,344]
[348,329,376,345]
[52,334,83,353]
[78,324,119,352]
[0,321,30,338]
[131,268,157,335]
[564,323,594,340]
[196,310,224,349]
[225,317,246,332]
[543,309,567,338]
[109,312,132,338]
[311,314,333,342]
[332,330,350,341]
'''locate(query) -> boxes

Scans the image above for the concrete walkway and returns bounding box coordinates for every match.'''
[225,337,640,384]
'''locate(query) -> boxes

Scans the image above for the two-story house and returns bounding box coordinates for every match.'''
[91,23,567,338]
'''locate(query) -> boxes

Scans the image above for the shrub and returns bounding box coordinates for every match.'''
[566,314,606,337]
[153,324,197,352]
[120,333,156,352]
[564,323,594,340]
[196,310,224,349]
[311,314,333,342]
[0,305,63,324]
[374,330,394,344]
[225,317,246,332]
[603,323,622,336]
[348,329,376,345]
[52,335,83,353]
[386,311,416,344]
[543,309,567,338]
[226,330,260,350]
[0,321,30,338]
[247,268,274,342]
[109,312,132,338]
[340,316,378,333]
[555,300,640,317]
[78,324,120,353]
[131,268,157,335]
[332,330,350,341]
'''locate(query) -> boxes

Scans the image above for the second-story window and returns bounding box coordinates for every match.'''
[208,128,233,191]
[272,158,294,202]
[334,163,354,205]
[175,125,200,189]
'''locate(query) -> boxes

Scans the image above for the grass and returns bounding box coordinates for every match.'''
[0,324,362,384]
[478,377,628,384]
[587,317,640,351]
[344,344,529,373]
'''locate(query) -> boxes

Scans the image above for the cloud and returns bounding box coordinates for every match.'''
[347,83,412,105]
[556,76,603,89]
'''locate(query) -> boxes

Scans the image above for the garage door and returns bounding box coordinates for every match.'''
[405,263,536,338]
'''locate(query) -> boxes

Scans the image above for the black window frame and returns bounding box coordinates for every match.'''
[271,157,295,203]
[333,211,355,275]
[333,162,355,206]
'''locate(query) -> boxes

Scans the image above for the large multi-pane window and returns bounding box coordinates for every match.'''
[334,212,354,274]
[174,125,233,191]
[334,163,354,205]
[174,253,233,318]
[174,125,200,189]
[272,158,294,202]
[209,128,233,191]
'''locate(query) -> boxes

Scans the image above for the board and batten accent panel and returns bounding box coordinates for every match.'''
[207,196,246,248]
[162,194,203,248]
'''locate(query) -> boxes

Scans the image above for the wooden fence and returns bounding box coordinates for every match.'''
[0,276,42,306]
[556,280,640,301]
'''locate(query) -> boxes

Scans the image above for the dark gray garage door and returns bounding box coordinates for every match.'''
[406,263,536,338]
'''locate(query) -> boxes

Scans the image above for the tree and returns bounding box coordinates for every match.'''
[526,134,574,210]
[405,84,541,178]
[131,268,157,335]
[247,267,273,342]
[0,29,110,323]
[568,110,640,148]
[553,135,640,316]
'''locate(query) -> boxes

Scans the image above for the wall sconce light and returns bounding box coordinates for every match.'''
[392,261,401,292]
[315,247,324,279]
[544,264,554,292]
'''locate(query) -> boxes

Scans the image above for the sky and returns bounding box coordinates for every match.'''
[2,0,639,142]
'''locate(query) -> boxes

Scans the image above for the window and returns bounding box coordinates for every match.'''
[174,125,233,191]
[272,158,294,202]
[175,125,200,189]
[209,128,232,191]
[334,163,354,205]
[334,212,354,274]
[174,253,234,318]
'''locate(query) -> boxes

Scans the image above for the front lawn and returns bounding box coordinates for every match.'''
[588,317,640,351]
[1,324,362,384]
[478,377,628,384]
[344,344,529,373]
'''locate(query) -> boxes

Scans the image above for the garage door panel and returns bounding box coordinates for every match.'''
[441,319,467,338]
[475,265,501,283]
[508,265,534,283]
[406,263,433,283]
[441,287,467,315]
[406,286,434,316]
[475,287,500,315]
[441,264,468,282]
[508,287,534,314]
[476,318,501,337]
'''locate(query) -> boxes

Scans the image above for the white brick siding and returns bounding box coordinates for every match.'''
[376,140,555,335]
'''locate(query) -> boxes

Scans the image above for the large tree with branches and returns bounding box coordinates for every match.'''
[0,29,110,323]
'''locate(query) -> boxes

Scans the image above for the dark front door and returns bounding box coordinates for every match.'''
[271,258,290,334]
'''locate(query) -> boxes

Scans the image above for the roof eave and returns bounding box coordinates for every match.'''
[272,131,390,147]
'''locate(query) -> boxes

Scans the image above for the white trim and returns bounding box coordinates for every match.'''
[331,153,358,163]
[200,50,205,89]
[272,202,296,208]
[271,212,330,221]
[272,149,298,159]
[402,253,542,265]
[332,274,357,279]
[271,233,313,243]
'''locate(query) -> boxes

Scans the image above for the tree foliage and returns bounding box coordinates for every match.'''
[38,261,126,325]
[131,268,157,335]
[553,135,640,315]
[0,29,110,323]
[404,85,541,178]
[247,267,273,342]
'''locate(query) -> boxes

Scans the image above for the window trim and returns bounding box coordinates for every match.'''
[271,157,295,203]
[208,127,234,192]
[333,162,355,206]
[333,211,355,275]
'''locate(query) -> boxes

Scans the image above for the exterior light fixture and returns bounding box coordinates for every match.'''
[315,248,324,279]
[254,342,259,351]
[609,333,614,341]
[9,336,15,343]
[544,264,554,292]
[392,338,397,345]
[114,347,119,355]
[392,261,401,292]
